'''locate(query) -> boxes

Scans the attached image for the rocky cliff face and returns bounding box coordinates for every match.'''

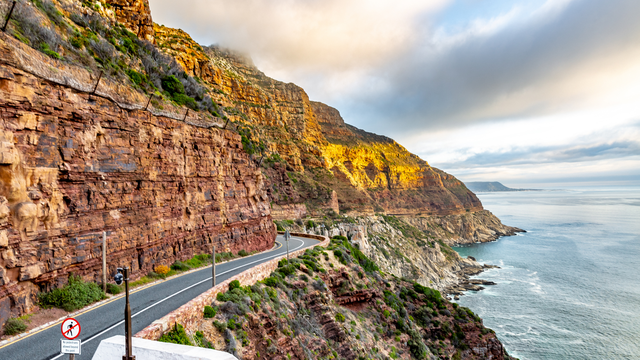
[151,25,484,217]
[405,210,525,246]
[181,243,517,360]
[106,0,155,42]
[0,0,521,331]
[0,33,275,326]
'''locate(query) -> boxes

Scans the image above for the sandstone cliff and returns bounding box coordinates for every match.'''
[0,29,275,326]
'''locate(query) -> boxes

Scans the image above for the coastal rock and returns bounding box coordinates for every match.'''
[405,209,525,246]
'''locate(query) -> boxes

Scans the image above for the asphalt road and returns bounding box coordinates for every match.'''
[0,235,320,360]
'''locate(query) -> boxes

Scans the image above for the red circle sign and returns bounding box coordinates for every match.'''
[61,318,81,340]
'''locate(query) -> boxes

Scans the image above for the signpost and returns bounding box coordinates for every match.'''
[61,318,81,359]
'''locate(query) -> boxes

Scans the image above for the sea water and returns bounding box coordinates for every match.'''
[453,187,640,360]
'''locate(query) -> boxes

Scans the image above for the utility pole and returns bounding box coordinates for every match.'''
[212,244,216,287]
[102,232,106,293]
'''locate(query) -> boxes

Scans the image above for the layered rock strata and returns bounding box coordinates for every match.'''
[0,62,275,326]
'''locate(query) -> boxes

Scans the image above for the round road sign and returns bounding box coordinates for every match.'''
[61,318,81,340]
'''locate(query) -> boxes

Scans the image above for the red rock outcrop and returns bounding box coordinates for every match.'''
[0,61,275,326]
[106,0,155,42]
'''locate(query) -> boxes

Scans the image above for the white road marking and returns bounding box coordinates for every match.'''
[49,237,308,359]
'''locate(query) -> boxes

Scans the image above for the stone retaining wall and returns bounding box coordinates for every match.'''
[135,234,330,340]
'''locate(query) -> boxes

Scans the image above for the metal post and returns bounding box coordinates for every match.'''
[144,93,153,111]
[123,267,135,360]
[2,1,16,32]
[211,245,216,287]
[69,354,75,360]
[102,232,107,293]
[285,230,290,262]
[92,71,103,94]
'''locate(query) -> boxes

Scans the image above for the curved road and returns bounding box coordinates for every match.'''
[0,235,320,360]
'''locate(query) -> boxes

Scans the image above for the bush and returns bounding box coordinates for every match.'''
[335,313,345,323]
[170,261,190,272]
[39,275,106,312]
[159,323,192,346]
[203,305,216,318]
[161,75,185,96]
[3,318,27,336]
[277,265,296,277]
[237,249,249,257]
[106,283,122,294]
[213,320,227,332]
[229,280,241,291]
[262,277,280,288]
[155,265,170,275]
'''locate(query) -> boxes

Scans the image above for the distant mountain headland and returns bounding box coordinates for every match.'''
[466,181,540,192]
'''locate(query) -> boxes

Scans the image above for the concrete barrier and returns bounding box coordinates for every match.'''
[92,335,237,360]
[135,233,330,340]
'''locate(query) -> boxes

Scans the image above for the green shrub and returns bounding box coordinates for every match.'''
[262,277,280,288]
[3,318,27,336]
[238,249,249,257]
[39,275,106,312]
[227,318,237,330]
[203,305,216,318]
[159,323,192,345]
[229,280,241,291]
[213,320,227,332]
[172,93,198,110]
[170,261,190,272]
[40,43,61,59]
[277,265,296,276]
[335,313,345,322]
[161,75,185,96]
[106,283,122,295]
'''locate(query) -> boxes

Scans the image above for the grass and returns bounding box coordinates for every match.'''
[3,318,28,336]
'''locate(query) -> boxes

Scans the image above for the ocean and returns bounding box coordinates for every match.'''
[453,187,640,360]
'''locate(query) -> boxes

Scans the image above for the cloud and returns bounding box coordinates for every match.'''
[149,0,447,73]
[350,0,640,135]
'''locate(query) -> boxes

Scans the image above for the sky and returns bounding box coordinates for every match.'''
[149,0,640,188]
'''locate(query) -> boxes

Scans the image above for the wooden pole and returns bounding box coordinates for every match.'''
[144,93,153,111]
[212,245,216,287]
[102,232,107,293]
[92,71,103,94]
[2,1,16,32]
[223,118,229,129]
[183,109,189,121]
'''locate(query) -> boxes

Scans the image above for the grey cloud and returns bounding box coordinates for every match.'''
[342,0,640,136]
[435,140,640,169]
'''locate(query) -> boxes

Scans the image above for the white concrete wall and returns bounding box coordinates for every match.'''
[91,335,237,360]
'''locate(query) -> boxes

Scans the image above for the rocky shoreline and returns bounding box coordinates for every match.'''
[447,260,501,300]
